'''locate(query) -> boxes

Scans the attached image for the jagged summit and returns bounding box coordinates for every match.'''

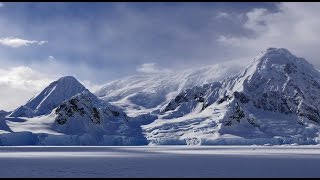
[49,76,84,89]
[9,76,88,117]
[56,76,80,83]
[264,47,292,55]
[254,47,294,61]
[251,47,315,73]
[224,47,319,92]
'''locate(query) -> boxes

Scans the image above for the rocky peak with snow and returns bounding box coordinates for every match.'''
[9,76,88,118]
[146,48,320,145]
[52,90,133,136]
[233,47,320,123]
[163,47,320,123]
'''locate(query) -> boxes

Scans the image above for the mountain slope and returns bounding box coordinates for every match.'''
[3,90,147,145]
[143,48,320,145]
[0,110,9,118]
[95,63,242,117]
[9,76,87,118]
[3,76,148,146]
[52,91,143,138]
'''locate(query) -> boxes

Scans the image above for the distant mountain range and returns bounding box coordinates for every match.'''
[1,47,320,145]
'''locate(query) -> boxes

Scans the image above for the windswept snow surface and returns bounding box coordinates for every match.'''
[95,62,242,117]
[0,146,320,178]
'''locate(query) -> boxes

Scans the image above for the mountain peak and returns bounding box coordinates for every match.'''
[243,47,319,80]
[256,47,297,63]
[57,76,78,82]
[10,76,88,117]
[260,48,317,69]
[265,47,291,54]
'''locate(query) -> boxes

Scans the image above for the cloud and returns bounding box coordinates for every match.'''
[217,3,320,66]
[244,8,269,30]
[215,12,230,19]
[136,63,171,74]
[0,66,54,111]
[0,37,48,48]
[80,80,103,93]
[0,3,269,84]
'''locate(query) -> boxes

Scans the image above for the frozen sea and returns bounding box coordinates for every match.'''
[0,146,320,178]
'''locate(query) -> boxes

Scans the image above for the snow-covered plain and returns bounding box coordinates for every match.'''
[1,146,320,178]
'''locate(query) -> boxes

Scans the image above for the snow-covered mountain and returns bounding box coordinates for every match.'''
[2,47,320,146]
[0,76,147,145]
[95,62,242,117]
[143,48,320,145]
[9,76,87,118]
[52,91,146,143]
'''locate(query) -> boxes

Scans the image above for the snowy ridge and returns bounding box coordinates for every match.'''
[143,48,320,145]
[95,62,242,117]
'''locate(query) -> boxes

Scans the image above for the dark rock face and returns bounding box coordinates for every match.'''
[247,116,260,128]
[54,91,128,129]
[164,93,189,112]
[224,102,246,126]
[246,80,320,124]
[55,93,103,125]
[298,105,320,123]
[0,110,9,117]
[55,97,90,125]
[233,91,250,104]
[164,89,205,112]
[163,82,221,113]
[284,63,298,74]
[251,91,292,114]
[230,103,245,122]
[110,110,120,117]
[91,107,101,124]
[217,95,231,105]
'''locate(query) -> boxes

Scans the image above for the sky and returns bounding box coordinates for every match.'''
[1,2,320,111]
